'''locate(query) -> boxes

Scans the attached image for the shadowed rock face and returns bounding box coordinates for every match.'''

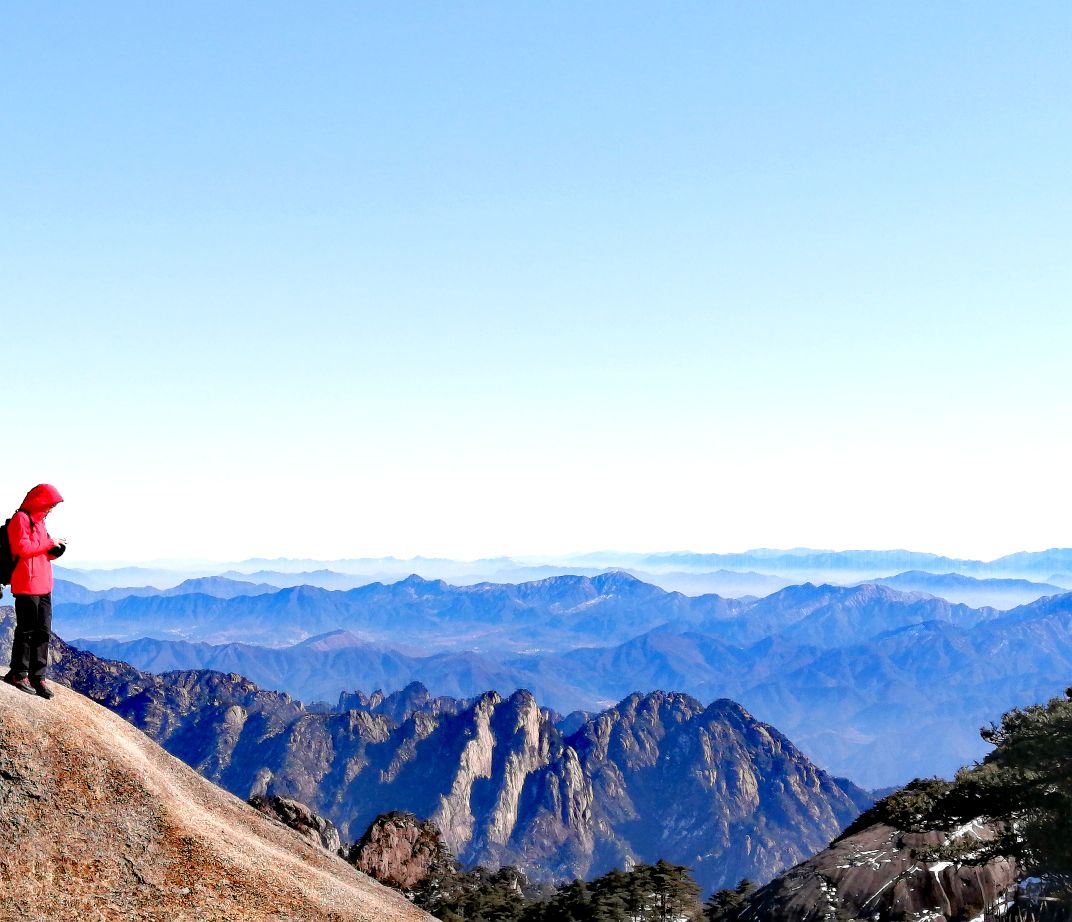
[249,794,342,854]
[347,812,455,891]
[337,681,472,724]
[743,821,1017,922]
[568,692,871,891]
[0,606,871,894]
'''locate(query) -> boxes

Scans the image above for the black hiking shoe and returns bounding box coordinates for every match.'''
[30,679,54,700]
[3,674,37,695]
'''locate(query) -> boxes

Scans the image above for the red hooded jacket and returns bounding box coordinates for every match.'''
[8,484,64,595]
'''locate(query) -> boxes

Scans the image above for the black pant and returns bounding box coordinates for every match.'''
[9,593,52,680]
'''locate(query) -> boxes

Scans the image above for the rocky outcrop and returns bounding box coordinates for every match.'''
[0,670,430,921]
[573,693,871,890]
[338,680,472,724]
[742,820,1017,922]
[249,794,342,853]
[346,812,455,890]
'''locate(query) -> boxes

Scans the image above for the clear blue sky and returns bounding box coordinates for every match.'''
[2,3,1069,562]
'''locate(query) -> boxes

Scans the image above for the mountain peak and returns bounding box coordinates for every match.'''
[609,689,706,718]
[703,697,756,721]
[590,570,648,591]
[395,574,448,591]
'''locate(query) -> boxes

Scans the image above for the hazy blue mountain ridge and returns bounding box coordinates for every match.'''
[59,574,996,651]
[867,570,1066,608]
[633,548,1072,578]
[57,549,1072,601]
[58,572,745,650]
[53,576,280,605]
[70,576,1072,786]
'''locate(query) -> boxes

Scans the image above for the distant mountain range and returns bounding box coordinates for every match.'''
[53,576,280,605]
[58,547,1072,596]
[1,607,870,895]
[866,570,1066,608]
[58,571,745,650]
[68,574,1072,786]
[624,548,1072,579]
[54,563,1067,611]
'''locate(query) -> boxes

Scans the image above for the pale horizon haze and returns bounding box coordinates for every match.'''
[3,3,1069,564]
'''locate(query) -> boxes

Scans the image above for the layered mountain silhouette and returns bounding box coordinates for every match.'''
[53,575,279,605]
[1,607,870,896]
[627,548,1072,579]
[68,576,1072,785]
[58,547,1072,600]
[59,572,1000,651]
[866,570,1066,608]
[0,664,429,920]
[58,571,746,649]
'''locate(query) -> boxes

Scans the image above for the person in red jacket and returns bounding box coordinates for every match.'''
[4,484,66,699]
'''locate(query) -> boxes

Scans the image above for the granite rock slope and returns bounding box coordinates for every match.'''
[0,678,431,922]
[742,820,1017,922]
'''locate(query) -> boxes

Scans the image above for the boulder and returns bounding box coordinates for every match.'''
[249,793,342,854]
[347,812,455,891]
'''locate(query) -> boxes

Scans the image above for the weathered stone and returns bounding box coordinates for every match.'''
[249,793,342,853]
[743,820,1018,922]
[347,812,454,891]
[0,666,431,920]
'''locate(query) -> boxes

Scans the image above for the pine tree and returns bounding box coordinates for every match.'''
[922,691,1072,904]
[647,860,703,922]
[522,879,592,922]
[704,879,754,922]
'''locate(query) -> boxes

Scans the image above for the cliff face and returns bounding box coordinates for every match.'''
[573,693,869,889]
[147,678,866,891]
[742,820,1017,922]
[0,671,430,922]
[270,687,868,890]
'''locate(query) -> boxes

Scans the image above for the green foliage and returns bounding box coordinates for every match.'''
[835,777,955,841]
[417,865,531,922]
[526,860,702,922]
[851,691,1072,909]
[643,860,704,922]
[521,879,592,922]
[703,879,754,922]
[935,693,1072,889]
[421,859,704,922]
